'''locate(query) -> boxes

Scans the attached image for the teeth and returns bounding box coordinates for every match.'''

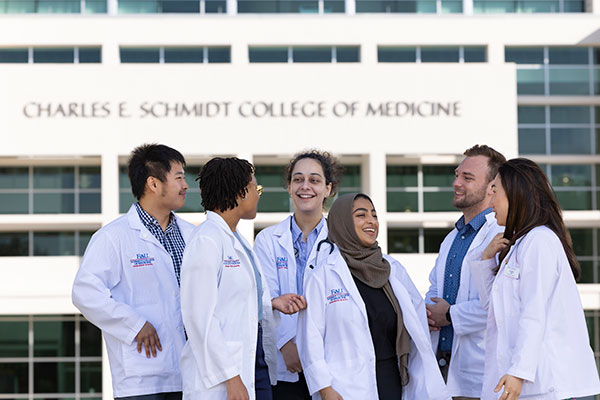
[298,194,314,198]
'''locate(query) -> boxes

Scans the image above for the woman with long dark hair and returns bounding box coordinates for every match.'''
[469,158,600,400]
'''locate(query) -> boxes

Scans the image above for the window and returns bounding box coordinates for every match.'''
[119,165,203,213]
[118,0,226,13]
[0,315,102,398]
[584,310,600,371]
[0,231,94,256]
[378,46,487,63]
[387,164,455,212]
[0,47,102,64]
[238,0,343,13]
[506,46,600,95]
[0,166,101,214]
[356,0,461,13]
[474,0,583,13]
[0,0,106,13]
[388,228,451,253]
[249,46,360,63]
[120,46,230,63]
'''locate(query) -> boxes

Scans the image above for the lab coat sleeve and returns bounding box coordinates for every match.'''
[449,296,488,337]
[297,270,332,395]
[181,234,241,388]
[72,231,146,345]
[467,254,497,311]
[506,232,557,382]
[254,231,296,350]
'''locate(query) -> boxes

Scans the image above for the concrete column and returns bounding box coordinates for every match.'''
[345,0,355,14]
[107,0,118,14]
[361,42,377,65]
[227,0,237,14]
[591,0,600,13]
[366,152,388,253]
[101,152,120,225]
[487,41,504,64]
[102,41,120,65]
[463,0,473,14]
[231,41,248,65]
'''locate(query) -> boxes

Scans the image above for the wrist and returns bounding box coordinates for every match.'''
[445,306,452,324]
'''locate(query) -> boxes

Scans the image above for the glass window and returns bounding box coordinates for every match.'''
[33,232,76,256]
[421,46,459,63]
[0,233,28,256]
[293,46,331,63]
[441,0,462,12]
[555,190,592,210]
[161,0,200,12]
[423,166,454,187]
[424,229,449,253]
[356,0,434,12]
[34,362,75,392]
[423,192,454,212]
[207,46,231,63]
[238,0,318,12]
[324,0,344,11]
[249,47,288,63]
[34,321,75,357]
[34,167,74,189]
[387,192,418,212]
[505,47,544,64]
[548,68,590,95]
[548,47,589,65]
[255,165,289,212]
[388,229,419,253]
[33,47,74,63]
[570,228,593,257]
[164,47,204,63]
[550,128,591,154]
[37,0,81,12]
[0,193,28,214]
[205,0,227,11]
[518,106,545,124]
[0,362,28,393]
[387,166,418,187]
[551,164,592,187]
[0,321,28,357]
[81,361,102,393]
[516,69,545,95]
[378,47,416,63]
[79,231,94,256]
[0,48,28,63]
[80,321,102,357]
[0,167,28,188]
[79,47,102,63]
[118,0,159,12]
[464,46,486,63]
[120,47,160,63]
[85,0,108,12]
[550,106,590,124]
[336,46,360,63]
[338,165,361,196]
[518,128,546,154]
[79,167,101,189]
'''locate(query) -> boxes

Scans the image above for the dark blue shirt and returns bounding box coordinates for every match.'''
[438,208,492,353]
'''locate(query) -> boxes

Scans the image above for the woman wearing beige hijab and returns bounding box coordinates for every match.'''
[296,193,449,400]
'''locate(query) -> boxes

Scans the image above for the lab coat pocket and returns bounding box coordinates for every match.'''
[328,357,371,399]
[122,322,172,377]
[130,266,160,306]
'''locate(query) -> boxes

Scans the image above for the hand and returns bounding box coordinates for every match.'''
[135,321,162,358]
[426,298,451,328]
[280,340,302,373]
[426,308,440,331]
[319,386,343,400]
[226,375,249,400]
[494,374,523,400]
[482,233,509,260]
[272,294,307,315]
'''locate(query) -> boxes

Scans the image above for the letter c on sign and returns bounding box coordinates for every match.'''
[23,102,38,118]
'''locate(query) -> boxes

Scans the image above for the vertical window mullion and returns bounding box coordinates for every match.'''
[543,47,550,96]
[418,227,424,254]
[74,47,80,64]
[332,46,337,63]
[28,316,33,400]
[75,315,81,400]
[589,47,594,96]
[200,0,205,13]
[458,46,464,64]
[29,231,33,256]
[318,0,324,13]
[593,228,598,283]
[203,47,208,64]
[28,47,33,64]
[416,47,422,64]
[159,47,165,64]
[75,166,80,214]
[288,47,293,63]
[545,105,551,155]
[417,165,424,212]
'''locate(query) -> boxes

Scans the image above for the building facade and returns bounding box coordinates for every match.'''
[1,1,600,398]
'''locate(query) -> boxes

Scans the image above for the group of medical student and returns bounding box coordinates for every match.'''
[72,143,600,400]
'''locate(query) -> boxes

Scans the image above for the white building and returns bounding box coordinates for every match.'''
[1,1,600,398]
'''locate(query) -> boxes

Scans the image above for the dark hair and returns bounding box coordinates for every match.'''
[284,150,343,204]
[198,157,254,212]
[464,144,506,182]
[127,143,186,200]
[497,158,580,280]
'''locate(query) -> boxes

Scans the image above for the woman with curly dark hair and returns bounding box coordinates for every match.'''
[180,157,306,400]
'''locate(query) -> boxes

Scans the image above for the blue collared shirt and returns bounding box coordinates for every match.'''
[438,207,492,353]
[134,202,186,286]
[291,216,325,295]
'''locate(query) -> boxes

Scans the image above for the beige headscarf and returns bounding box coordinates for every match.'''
[327,193,410,386]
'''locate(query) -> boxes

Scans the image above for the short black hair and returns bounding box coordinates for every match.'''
[127,143,186,200]
[284,150,343,203]
[198,157,254,212]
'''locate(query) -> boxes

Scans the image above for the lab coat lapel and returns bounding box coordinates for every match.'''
[332,251,368,322]
[275,216,297,293]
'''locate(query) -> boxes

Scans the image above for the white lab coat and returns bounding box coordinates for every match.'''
[468,225,600,400]
[425,212,503,398]
[297,244,451,400]
[254,215,328,383]
[179,211,279,400]
[72,204,195,398]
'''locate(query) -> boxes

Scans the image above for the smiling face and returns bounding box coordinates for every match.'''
[453,155,493,214]
[288,158,332,214]
[491,174,509,226]
[155,161,188,211]
[352,197,379,247]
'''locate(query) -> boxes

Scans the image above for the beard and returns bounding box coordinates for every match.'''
[452,184,487,210]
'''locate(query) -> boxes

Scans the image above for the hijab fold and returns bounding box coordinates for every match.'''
[327,193,410,386]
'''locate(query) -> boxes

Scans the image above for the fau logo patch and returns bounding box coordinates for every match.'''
[276,256,288,270]
[223,256,241,268]
[130,253,155,268]
[327,288,349,304]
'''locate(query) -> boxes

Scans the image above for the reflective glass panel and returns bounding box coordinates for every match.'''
[0,232,29,256]
[555,190,592,210]
[516,69,545,95]
[0,48,28,63]
[33,47,74,63]
[324,0,344,11]
[517,0,558,12]
[34,362,75,393]
[164,47,203,63]
[119,192,136,213]
[0,321,28,357]
[0,167,28,188]
[518,128,546,154]
[118,0,158,12]
[387,192,418,212]
[518,106,545,124]
[249,47,288,63]
[423,192,454,211]
[293,46,331,63]
[79,47,101,63]
[548,47,589,65]
[474,0,516,13]
[378,47,416,63]
[424,229,450,253]
[0,193,28,214]
[421,47,459,63]
[0,0,35,12]
[423,166,454,186]
[579,260,594,283]
[548,68,590,95]
[37,0,80,13]
[207,47,231,63]
[119,166,130,188]
[563,0,584,10]
[120,47,160,63]
[238,0,318,12]
[0,363,28,393]
[80,321,102,356]
[356,0,421,12]
[388,229,418,253]
[339,165,361,191]
[34,167,74,189]
[257,192,290,212]
[551,164,592,187]
[79,231,94,256]
[85,0,107,12]
[550,128,591,154]
[550,106,590,124]
[160,0,200,12]
[464,46,486,63]
[79,193,101,213]
[387,166,418,187]
[336,46,359,63]
[441,0,462,12]
[79,167,101,189]
[33,193,75,214]
[34,320,75,357]
[569,228,593,257]
[505,47,544,64]
[33,232,76,255]
[595,68,600,95]
[81,362,102,393]
[205,0,226,11]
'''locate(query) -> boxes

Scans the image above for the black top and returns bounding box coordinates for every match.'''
[352,275,397,361]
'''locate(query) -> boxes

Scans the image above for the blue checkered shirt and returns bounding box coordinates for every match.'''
[135,202,186,286]
[291,216,325,296]
[438,207,492,353]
